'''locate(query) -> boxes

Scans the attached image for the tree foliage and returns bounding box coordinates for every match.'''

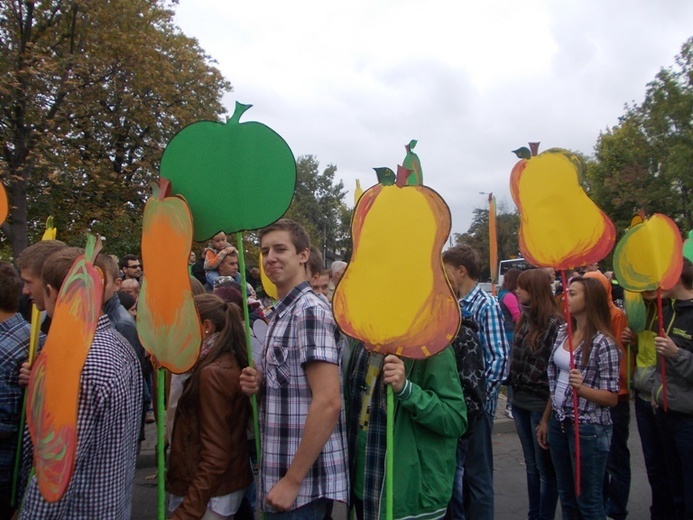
[587,37,693,235]
[284,155,351,265]
[455,204,520,281]
[0,0,231,258]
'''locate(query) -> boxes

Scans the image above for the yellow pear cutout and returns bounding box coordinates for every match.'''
[510,146,615,269]
[333,164,459,359]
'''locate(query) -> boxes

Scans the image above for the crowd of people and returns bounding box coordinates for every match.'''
[1,218,692,520]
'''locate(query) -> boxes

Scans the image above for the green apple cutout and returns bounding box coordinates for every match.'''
[160,102,296,241]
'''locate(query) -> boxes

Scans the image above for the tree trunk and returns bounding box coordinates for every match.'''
[9,176,28,259]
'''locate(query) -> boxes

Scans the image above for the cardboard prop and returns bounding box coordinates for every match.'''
[26,235,103,502]
[510,143,616,496]
[156,102,296,519]
[160,102,296,242]
[137,178,202,374]
[259,252,278,300]
[682,230,693,263]
[333,166,460,359]
[488,193,498,294]
[334,143,460,520]
[510,145,615,270]
[11,217,57,506]
[0,182,7,225]
[612,212,684,411]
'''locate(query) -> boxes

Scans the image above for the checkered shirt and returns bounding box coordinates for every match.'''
[259,281,349,512]
[460,284,510,416]
[548,324,621,425]
[0,314,39,487]
[20,315,143,519]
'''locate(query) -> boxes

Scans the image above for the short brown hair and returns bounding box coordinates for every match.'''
[15,240,67,276]
[258,218,310,254]
[442,244,481,280]
[96,253,119,281]
[0,262,21,313]
[41,247,84,293]
[307,247,325,279]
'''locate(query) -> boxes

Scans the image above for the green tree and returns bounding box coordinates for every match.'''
[587,37,693,235]
[0,0,231,258]
[284,155,349,265]
[455,204,520,281]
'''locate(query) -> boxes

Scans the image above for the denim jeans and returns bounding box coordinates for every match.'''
[266,498,329,520]
[548,415,611,520]
[603,399,630,520]
[655,408,693,519]
[446,410,494,520]
[635,396,675,519]
[513,405,558,520]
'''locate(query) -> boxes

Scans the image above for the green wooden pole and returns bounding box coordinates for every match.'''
[157,368,165,520]
[237,233,262,468]
[386,385,394,520]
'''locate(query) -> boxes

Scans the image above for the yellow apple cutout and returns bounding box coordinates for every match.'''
[613,213,683,292]
[510,146,615,269]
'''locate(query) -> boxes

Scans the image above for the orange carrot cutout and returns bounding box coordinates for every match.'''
[26,234,104,502]
[137,178,202,374]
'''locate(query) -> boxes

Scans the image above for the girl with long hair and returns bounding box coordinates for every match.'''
[537,277,620,520]
[509,269,563,520]
[500,268,522,419]
[167,294,253,520]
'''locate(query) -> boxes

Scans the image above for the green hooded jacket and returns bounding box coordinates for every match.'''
[345,343,467,520]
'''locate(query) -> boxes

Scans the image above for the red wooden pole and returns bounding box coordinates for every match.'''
[657,288,668,411]
[561,270,581,496]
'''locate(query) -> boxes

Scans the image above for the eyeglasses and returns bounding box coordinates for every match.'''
[127,264,141,269]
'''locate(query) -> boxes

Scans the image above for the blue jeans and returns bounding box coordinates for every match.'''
[603,399,630,520]
[635,396,674,520]
[265,498,329,520]
[548,415,611,520]
[513,405,558,520]
[655,408,693,519]
[447,410,494,520]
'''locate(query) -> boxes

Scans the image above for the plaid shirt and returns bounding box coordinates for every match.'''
[20,315,143,519]
[0,314,41,487]
[509,313,563,401]
[460,284,510,416]
[548,324,620,425]
[259,282,348,512]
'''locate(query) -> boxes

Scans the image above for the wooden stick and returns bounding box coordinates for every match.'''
[656,288,668,411]
[386,385,394,520]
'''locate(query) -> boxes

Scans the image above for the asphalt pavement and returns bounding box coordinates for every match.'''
[132,393,652,519]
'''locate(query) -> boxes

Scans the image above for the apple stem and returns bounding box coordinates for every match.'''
[529,142,541,156]
[229,101,253,125]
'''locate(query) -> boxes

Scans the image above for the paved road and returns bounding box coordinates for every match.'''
[133,396,652,519]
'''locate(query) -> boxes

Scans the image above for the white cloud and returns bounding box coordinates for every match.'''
[174,0,693,236]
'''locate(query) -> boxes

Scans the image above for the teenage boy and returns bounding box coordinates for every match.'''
[442,244,510,520]
[240,219,348,517]
[20,247,142,518]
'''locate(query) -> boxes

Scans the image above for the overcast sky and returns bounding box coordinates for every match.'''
[173,0,693,237]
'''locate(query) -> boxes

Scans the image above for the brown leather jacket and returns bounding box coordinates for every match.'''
[166,352,253,520]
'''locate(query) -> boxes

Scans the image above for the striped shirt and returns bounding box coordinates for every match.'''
[259,282,348,512]
[460,284,510,417]
[20,315,143,519]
